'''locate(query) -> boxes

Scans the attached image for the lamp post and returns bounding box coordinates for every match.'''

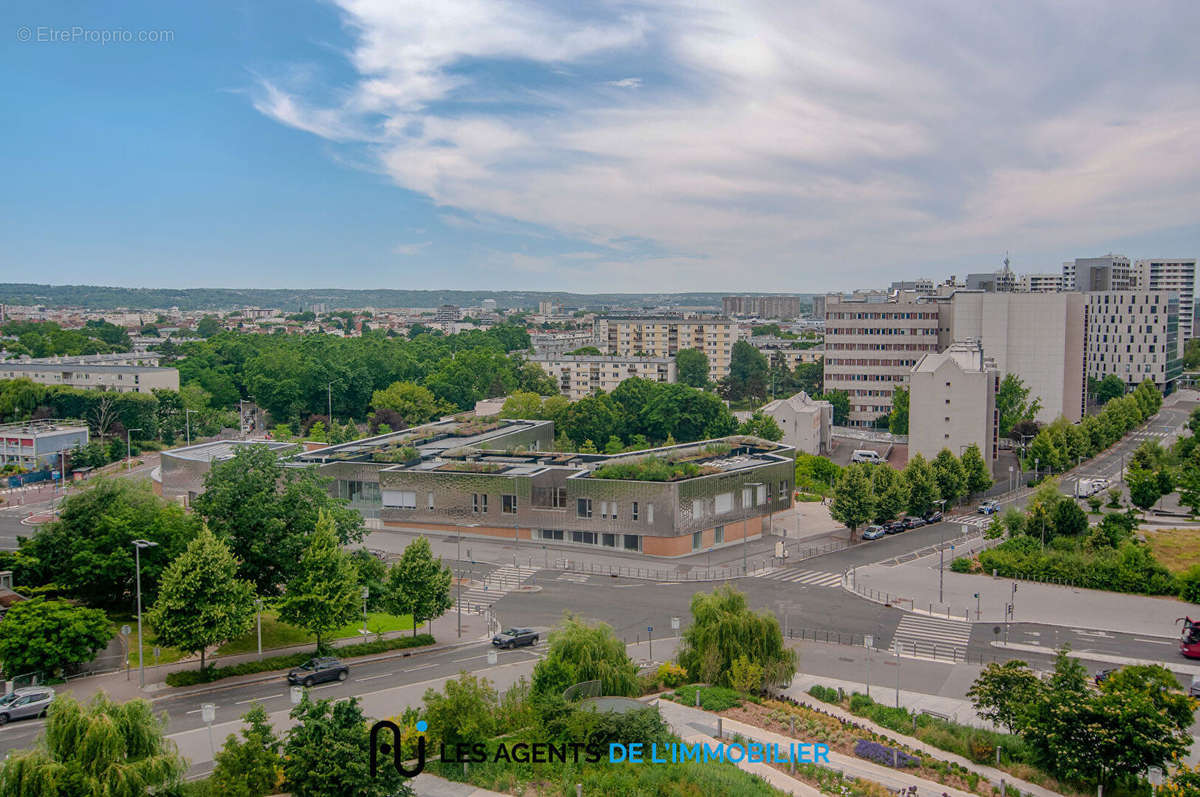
[132,539,158,688]
[327,382,334,433]
[1008,465,1013,493]
[255,597,263,659]
[59,449,67,494]
[934,499,947,603]
[126,428,142,471]
[743,482,763,575]
[360,586,370,635]
[457,523,478,639]
[185,409,197,446]
[201,703,216,756]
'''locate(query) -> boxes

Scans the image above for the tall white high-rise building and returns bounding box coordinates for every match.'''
[1085,291,1181,393]
[1062,255,1133,291]
[1134,259,1196,352]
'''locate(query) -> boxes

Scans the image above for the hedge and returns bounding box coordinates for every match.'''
[977,537,1177,596]
[164,633,435,687]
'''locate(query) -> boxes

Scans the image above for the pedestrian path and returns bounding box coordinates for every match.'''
[758,568,843,588]
[555,572,589,584]
[891,614,972,662]
[455,565,539,614]
[945,513,992,528]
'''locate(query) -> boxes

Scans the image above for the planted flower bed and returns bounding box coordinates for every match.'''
[854,739,919,768]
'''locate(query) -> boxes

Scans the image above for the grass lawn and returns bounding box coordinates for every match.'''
[214,610,414,656]
[109,617,190,668]
[1143,527,1200,573]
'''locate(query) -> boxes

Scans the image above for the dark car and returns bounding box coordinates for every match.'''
[884,520,907,534]
[492,627,539,649]
[287,657,349,687]
[862,525,887,541]
[924,510,944,523]
[903,516,927,529]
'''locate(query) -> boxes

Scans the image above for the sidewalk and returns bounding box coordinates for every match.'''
[58,610,491,704]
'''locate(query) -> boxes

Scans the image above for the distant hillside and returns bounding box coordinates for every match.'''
[0,284,814,312]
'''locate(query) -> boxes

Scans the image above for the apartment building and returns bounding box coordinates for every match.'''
[759,391,832,455]
[1016,273,1063,293]
[1135,259,1196,351]
[595,316,736,380]
[822,293,942,427]
[748,338,823,370]
[528,354,675,400]
[722,296,802,319]
[0,419,88,471]
[1085,291,1182,394]
[0,362,180,394]
[908,341,999,470]
[4,352,162,367]
[530,330,596,355]
[1063,255,1133,292]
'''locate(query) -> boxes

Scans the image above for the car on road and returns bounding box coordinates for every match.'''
[287,657,349,687]
[884,520,907,534]
[492,627,539,649]
[1093,667,1117,686]
[924,510,943,523]
[0,687,55,725]
[903,516,927,529]
[862,525,887,540]
[977,500,999,515]
[850,450,886,465]
[1190,676,1200,697]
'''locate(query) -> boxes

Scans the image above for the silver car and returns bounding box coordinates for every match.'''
[0,687,54,724]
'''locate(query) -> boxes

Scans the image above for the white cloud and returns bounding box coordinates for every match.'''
[392,240,432,255]
[252,0,1200,288]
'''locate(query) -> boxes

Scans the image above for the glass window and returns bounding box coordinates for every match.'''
[623,534,640,551]
[577,498,592,518]
[647,504,654,523]
[427,492,434,510]
[692,531,702,551]
[571,531,597,545]
[631,501,639,521]
[472,493,480,513]
[715,525,724,543]
[393,491,416,510]
[715,492,733,514]
[553,487,567,508]
[602,533,617,547]
[482,494,488,513]
[503,494,517,514]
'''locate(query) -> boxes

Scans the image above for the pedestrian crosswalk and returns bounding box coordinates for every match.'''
[757,569,843,588]
[556,572,589,584]
[891,614,972,661]
[455,565,539,614]
[946,513,993,529]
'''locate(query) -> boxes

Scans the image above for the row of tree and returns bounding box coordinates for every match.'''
[1023,380,1162,475]
[831,446,992,535]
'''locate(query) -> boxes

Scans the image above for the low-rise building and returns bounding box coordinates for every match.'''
[759,392,832,455]
[908,340,999,470]
[595,316,736,381]
[0,362,179,393]
[157,439,297,503]
[0,419,89,471]
[528,354,675,400]
[1085,291,1182,394]
[1016,273,1063,293]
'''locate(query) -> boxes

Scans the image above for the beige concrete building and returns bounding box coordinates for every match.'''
[528,354,675,400]
[946,292,1086,424]
[1085,291,1182,394]
[1016,273,1063,293]
[759,391,832,455]
[823,293,943,427]
[909,340,999,470]
[1134,259,1196,353]
[1063,255,1133,291]
[0,362,179,394]
[595,316,736,381]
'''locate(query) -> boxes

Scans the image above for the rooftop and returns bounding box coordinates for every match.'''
[0,418,89,436]
[164,439,296,463]
[0,362,176,374]
[293,418,551,464]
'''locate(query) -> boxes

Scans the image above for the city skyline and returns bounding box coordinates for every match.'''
[4,1,1199,291]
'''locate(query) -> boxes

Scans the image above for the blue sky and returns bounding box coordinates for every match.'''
[3,1,1199,292]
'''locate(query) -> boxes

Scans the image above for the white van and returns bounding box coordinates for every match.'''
[851,450,886,465]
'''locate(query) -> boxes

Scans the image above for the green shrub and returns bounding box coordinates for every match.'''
[669,684,742,711]
[165,633,435,687]
[950,557,973,573]
[1180,565,1200,603]
[656,662,688,689]
[808,684,840,703]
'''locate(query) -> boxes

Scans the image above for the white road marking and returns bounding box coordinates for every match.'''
[358,672,394,681]
[406,663,436,672]
[236,694,281,705]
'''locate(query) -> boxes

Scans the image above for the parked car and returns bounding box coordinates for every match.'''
[850,450,886,465]
[924,510,944,523]
[977,500,999,515]
[862,525,887,540]
[1075,478,1110,498]
[287,657,349,687]
[884,520,907,534]
[1189,676,1200,698]
[492,627,539,649]
[903,516,927,529]
[0,687,55,725]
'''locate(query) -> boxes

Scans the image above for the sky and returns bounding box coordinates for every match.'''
[3,1,1199,293]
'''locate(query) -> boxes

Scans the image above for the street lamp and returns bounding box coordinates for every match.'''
[185,409,197,446]
[457,523,478,639]
[255,597,263,659]
[1008,465,1013,493]
[201,703,216,756]
[132,539,158,688]
[934,499,947,603]
[126,428,143,471]
[327,382,334,430]
[743,482,763,575]
[360,586,370,635]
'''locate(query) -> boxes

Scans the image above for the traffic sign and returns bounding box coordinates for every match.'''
[647,626,653,633]
[120,625,131,636]
[864,634,873,649]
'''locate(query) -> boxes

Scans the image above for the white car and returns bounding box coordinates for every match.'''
[850,450,885,465]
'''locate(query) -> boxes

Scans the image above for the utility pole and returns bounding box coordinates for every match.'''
[132,539,158,688]
[327,382,333,432]
[185,408,196,446]
[744,482,762,575]
[126,427,142,471]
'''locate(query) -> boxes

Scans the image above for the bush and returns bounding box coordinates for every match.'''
[656,662,688,689]
[977,536,1178,596]
[853,739,919,768]
[1180,565,1200,604]
[669,685,742,711]
[165,633,435,687]
[949,557,973,574]
[808,684,840,704]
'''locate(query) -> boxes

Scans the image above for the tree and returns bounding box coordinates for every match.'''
[996,374,1042,437]
[16,478,199,610]
[148,527,256,671]
[1051,499,1088,538]
[210,704,282,797]
[870,465,908,524]
[675,348,710,388]
[383,537,453,637]
[1092,374,1126,405]
[560,394,622,447]
[531,614,639,698]
[1086,665,1195,786]
[887,386,909,435]
[422,671,499,751]
[830,464,876,537]
[349,548,388,612]
[194,445,366,595]
[0,693,186,797]
[1126,467,1162,513]
[736,410,783,441]
[902,453,940,517]
[1026,430,1060,475]
[960,443,992,497]
[641,383,737,442]
[282,694,409,797]
[677,585,794,689]
[719,341,768,401]
[1018,648,1091,779]
[820,390,849,426]
[0,598,112,679]
[966,659,1041,732]
[499,390,546,419]
[277,512,360,651]
[931,449,967,506]
[370,381,448,427]
[196,315,222,338]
